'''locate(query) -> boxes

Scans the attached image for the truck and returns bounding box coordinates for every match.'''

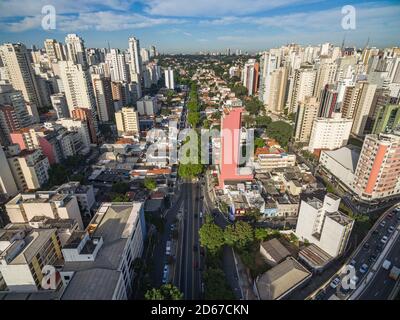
[389,266,400,280]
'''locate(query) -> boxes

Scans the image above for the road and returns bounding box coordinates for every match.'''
[310,204,400,300]
[179,181,203,299]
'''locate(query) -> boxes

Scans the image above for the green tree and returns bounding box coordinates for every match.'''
[203,268,235,300]
[199,221,225,253]
[112,194,130,202]
[265,121,293,147]
[245,97,263,115]
[224,221,254,249]
[111,182,130,194]
[47,164,69,187]
[255,115,272,128]
[254,228,270,242]
[144,177,157,191]
[145,284,183,300]
[254,137,266,150]
[188,111,200,127]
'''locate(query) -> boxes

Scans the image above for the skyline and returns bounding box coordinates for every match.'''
[0,0,399,53]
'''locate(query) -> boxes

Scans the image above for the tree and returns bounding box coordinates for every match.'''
[178,163,203,179]
[265,121,293,148]
[111,182,130,194]
[47,164,69,187]
[199,221,225,253]
[244,97,263,115]
[145,284,183,300]
[144,177,157,191]
[244,208,262,224]
[188,111,200,127]
[112,194,130,202]
[254,137,266,150]
[203,268,235,300]
[224,221,254,249]
[255,115,272,128]
[254,228,270,242]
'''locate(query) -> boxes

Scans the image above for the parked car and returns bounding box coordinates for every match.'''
[388,226,395,233]
[350,259,357,267]
[359,264,369,274]
[162,265,169,284]
[166,241,172,256]
[330,277,341,289]
[368,254,377,263]
[363,242,370,250]
[381,236,389,244]
[380,221,386,227]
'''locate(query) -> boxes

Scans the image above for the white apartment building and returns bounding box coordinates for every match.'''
[65,34,88,68]
[294,96,319,143]
[6,191,83,229]
[6,145,50,191]
[164,67,175,90]
[308,112,353,153]
[60,202,146,300]
[128,37,142,82]
[0,43,43,110]
[115,107,140,137]
[56,118,92,150]
[295,194,354,258]
[136,96,159,116]
[92,74,114,122]
[288,66,316,114]
[50,93,70,119]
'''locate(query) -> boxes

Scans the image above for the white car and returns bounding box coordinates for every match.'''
[380,221,386,227]
[166,241,172,256]
[381,236,388,244]
[388,226,395,233]
[330,277,341,289]
[162,265,169,284]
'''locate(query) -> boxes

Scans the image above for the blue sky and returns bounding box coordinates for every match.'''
[0,0,399,53]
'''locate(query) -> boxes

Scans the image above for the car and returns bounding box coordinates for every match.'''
[380,221,386,227]
[388,226,395,233]
[363,242,370,250]
[359,264,369,274]
[200,211,203,219]
[387,212,394,219]
[193,245,198,252]
[162,265,169,284]
[330,277,341,289]
[372,229,379,235]
[376,243,383,252]
[315,290,325,300]
[170,224,176,231]
[166,241,172,256]
[381,236,388,244]
[349,259,357,267]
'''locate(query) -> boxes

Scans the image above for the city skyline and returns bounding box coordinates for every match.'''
[0,0,399,53]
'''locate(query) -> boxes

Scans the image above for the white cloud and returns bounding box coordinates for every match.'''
[1,11,186,32]
[143,0,317,17]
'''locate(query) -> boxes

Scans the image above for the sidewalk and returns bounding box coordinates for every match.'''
[232,248,257,300]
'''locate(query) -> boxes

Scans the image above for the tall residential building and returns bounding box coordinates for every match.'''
[0,228,63,292]
[65,34,88,69]
[115,107,140,137]
[0,146,18,197]
[136,96,159,116]
[294,96,319,143]
[287,65,316,114]
[308,112,353,153]
[267,67,288,113]
[58,61,98,133]
[258,52,277,106]
[0,105,22,144]
[242,59,259,96]
[107,49,129,83]
[313,60,337,98]
[372,104,400,134]
[56,118,92,150]
[0,43,43,110]
[295,193,354,258]
[128,37,142,82]
[6,144,50,191]
[218,107,253,188]
[164,67,175,90]
[60,202,146,300]
[92,74,114,122]
[50,93,70,119]
[140,48,150,64]
[353,131,400,201]
[150,45,157,58]
[71,108,98,145]
[318,84,338,118]
[351,83,377,136]
[44,39,65,62]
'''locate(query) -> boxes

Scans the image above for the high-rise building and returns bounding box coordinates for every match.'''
[308,112,353,153]
[5,144,50,191]
[50,93,70,119]
[140,48,150,64]
[92,74,114,122]
[107,49,129,83]
[0,105,22,144]
[71,108,98,145]
[150,45,157,58]
[164,67,175,90]
[353,131,400,201]
[0,43,43,110]
[318,84,338,118]
[44,39,65,62]
[351,82,377,136]
[258,52,277,106]
[294,96,319,143]
[65,34,88,69]
[242,59,259,96]
[267,67,288,113]
[287,65,316,114]
[136,96,159,116]
[128,37,142,82]
[218,107,253,188]
[0,146,18,197]
[313,59,337,98]
[295,193,354,258]
[372,104,400,134]
[58,60,98,134]
[115,107,140,137]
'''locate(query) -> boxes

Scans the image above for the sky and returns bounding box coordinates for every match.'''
[0,0,399,53]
